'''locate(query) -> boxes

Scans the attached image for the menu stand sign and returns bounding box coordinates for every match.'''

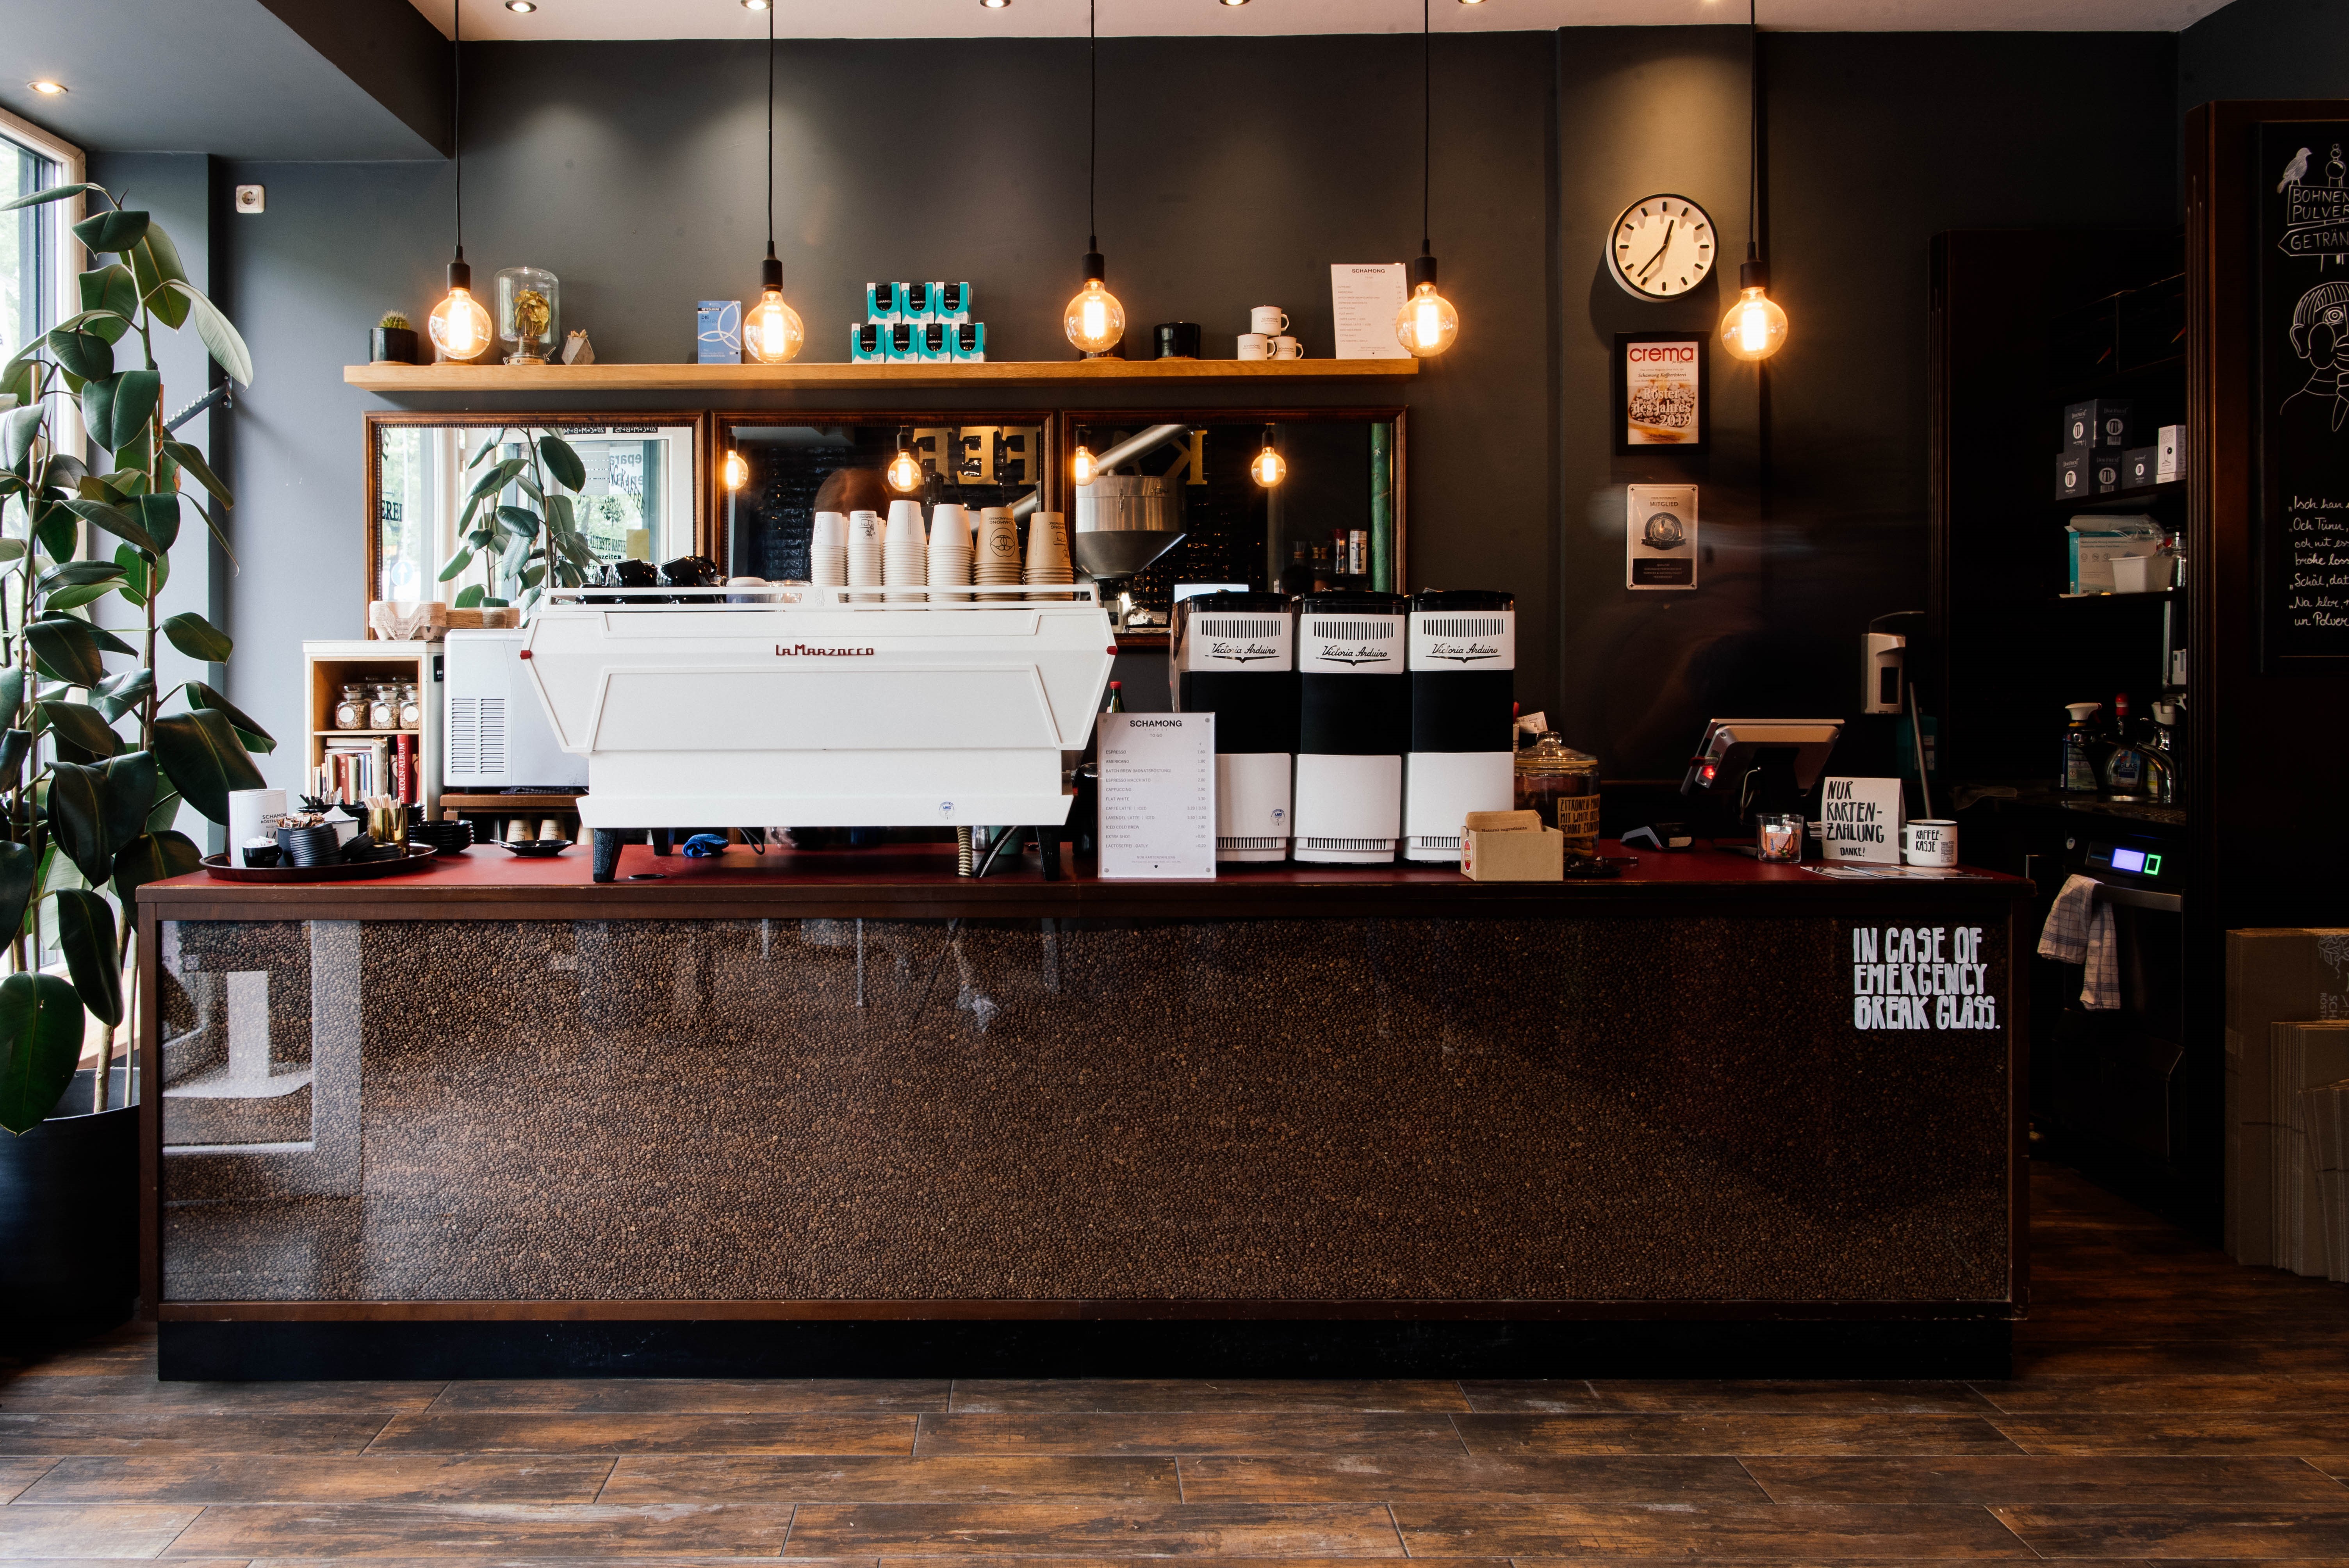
[1097,713,1217,880]
[2258,122,2349,672]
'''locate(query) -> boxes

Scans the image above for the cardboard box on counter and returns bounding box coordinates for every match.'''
[1461,809,1563,882]
[2225,928,2349,1265]
[2067,515,2165,594]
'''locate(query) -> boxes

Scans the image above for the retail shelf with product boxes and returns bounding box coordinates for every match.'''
[302,640,440,819]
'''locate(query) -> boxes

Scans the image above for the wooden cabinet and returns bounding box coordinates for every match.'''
[301,640,440,819]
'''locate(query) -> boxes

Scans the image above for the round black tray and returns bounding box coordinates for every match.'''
[200,844,442,882]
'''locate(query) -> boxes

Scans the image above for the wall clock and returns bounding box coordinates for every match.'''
[1607,194,1717,301]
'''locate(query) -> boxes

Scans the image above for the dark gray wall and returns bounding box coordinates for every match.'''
[2181,0,2349,112]
[204,27,2183,791]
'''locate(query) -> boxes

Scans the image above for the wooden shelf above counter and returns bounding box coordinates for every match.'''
[344,358,1419,394]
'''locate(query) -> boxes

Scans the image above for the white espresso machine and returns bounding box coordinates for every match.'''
[520,584,1115,879]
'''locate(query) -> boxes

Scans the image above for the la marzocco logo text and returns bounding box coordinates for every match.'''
[776,643,877,657]
[1316,644,1392,666]
[1426,640,1501,663]
[1209,640,1281,664]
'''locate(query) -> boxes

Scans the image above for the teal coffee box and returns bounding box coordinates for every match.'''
[901,282,936,324]
[865,281,900,324]
[848,323,883,363]
[935,282,972,324]
[884,323,918,362]
[952,322,987,362]
[918,323,950,362]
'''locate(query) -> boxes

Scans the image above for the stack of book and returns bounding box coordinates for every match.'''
[312,732,420,805]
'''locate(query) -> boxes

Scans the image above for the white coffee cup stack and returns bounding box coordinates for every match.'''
[1025,510,1074,600]
[847,509,884,601]
[976,507,1023,601]
[927,503,972,604]
[883,499,929,603]
[810,511,848,588]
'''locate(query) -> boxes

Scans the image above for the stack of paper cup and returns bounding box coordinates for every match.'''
[810,511,848,588]
[883,499,929,603]
[847,509,883,602]
[976,507,1023,601]
[1025,510,1074,599]
[927,503,973,605]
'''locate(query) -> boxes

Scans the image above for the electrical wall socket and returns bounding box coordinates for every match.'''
[233,185,265,214]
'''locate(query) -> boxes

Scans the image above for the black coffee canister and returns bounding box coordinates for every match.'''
[1155,322,1201,360]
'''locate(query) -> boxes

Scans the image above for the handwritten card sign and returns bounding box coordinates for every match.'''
[1818,776,1903,865]
[2258,122,2349,671]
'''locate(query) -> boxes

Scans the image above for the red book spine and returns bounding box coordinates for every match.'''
[394,734,415,804]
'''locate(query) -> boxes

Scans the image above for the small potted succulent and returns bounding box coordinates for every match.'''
[371,310,419,365]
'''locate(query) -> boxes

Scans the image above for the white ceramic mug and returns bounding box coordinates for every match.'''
[1271,335,1303,360]
[1237,333,1271,361]
[1250,306,1289,335]
[1902,819,1959,868]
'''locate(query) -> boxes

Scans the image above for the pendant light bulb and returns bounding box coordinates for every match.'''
[1065,256,1125,356]
[887,430,922,494]
[1252,427,1285,488]
[1394,256,1459,358]
[430,255,493,363]
[1718,252,1788,362]
[1072,433,1097,487]
[723,450,750,490]
[745,255,803,364]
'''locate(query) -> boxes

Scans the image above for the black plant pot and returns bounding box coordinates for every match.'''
[370,326,419,365]
[0,1068,137,1341]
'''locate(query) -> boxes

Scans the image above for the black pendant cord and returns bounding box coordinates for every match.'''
[1421,0,1431,258]
[452,0,463,257]
[1087,0,1098,254]
[765,0,777,267]
[1746,0,1759,264]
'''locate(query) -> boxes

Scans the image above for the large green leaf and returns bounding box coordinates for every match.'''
[159,438,231,508]
[25,618,103,686]
[2,404,44,473]
[100,751,158,855]
[33,499,78,565]
[37,701,121,759]
[63,496,160,553]
[538,433,586,491]
[51,889,121,1028]
[164,282,249,385]
[183,681,274,753]
[453,583,485,609]
[437,546,475,583]
[469,456,528,502]
[38,559,126,614]
[0,670,22,729]
[0,841,33,959]
[46,759,113,884]
[0,973,86,1135]
[134,492,180,554]
[78,263,138,329]
[46,326,112,382]
[136,225,191,330]
[71,208,148,254]
[161,611,230,663]
[92,667,155,724]
[495,505,541,539]
[152,708,264,824]
[80,371,160,454]
[112,829,200,907]
[144,789,182,833]
[0,731,30,795]
[0,182,92,213]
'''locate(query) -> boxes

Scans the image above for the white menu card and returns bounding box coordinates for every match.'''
[1097,713,1217,880]
[1330,264,1409,359]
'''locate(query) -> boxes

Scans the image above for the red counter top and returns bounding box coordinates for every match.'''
[138,839,2030,923]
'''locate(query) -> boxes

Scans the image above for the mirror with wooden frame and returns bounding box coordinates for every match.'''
[365,412,712,611]
[1055,410,1404,617]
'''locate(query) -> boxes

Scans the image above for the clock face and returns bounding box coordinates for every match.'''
[1608,194,1717,301]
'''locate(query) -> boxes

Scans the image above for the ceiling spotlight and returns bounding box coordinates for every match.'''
[504,1,535,10]
[742,0,771,9]
[1220,0,1250,7]
[980,0,1011,8]
[27,80,66,95]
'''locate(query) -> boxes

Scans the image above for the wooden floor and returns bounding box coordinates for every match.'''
[6,1162,2349,1564]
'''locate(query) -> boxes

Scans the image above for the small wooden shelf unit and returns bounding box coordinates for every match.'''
[302,640,441,819]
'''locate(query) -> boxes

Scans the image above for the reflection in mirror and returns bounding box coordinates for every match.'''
[369,417,702,609]
[1064,413,1403,621]
[721,417,1054,583]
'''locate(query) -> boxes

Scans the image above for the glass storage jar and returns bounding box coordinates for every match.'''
[333,684,369,730]
[395,682,421,730]
[367,684,398,731]
[1514,733,1600,859]
[495,265,560,365]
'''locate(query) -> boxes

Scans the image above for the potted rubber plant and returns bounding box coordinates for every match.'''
[0,178,270,1336]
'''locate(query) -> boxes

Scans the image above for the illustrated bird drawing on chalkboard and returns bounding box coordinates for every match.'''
[2280,146,2312,191]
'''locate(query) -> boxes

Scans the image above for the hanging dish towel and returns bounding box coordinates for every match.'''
[2037,873,2121,1010]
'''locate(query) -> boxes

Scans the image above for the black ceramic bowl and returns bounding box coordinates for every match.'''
[501,839,574,859]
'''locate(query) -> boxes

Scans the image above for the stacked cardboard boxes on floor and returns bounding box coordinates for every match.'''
[2225,929,2349,1275]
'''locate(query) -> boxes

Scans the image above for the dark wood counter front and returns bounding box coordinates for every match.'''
[139,845,2032,1379]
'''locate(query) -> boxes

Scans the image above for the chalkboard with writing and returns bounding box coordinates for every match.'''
[2258,122,2349,671]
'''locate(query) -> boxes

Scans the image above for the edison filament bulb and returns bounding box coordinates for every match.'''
[1064,253,1126,355]
[1394,257,1459,359]
[428,256,493,362]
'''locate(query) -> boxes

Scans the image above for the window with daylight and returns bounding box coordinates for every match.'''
[0,107,84,540]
